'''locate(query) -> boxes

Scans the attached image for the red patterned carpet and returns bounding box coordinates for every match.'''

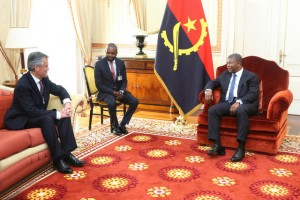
[1,118,300,200]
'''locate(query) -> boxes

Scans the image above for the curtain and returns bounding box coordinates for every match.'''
[67,0,93,66]
[0,0,14,82]
[131,0,166,34]
[0,0,31,83]
[9,0,32,77]
[132,0,147,32]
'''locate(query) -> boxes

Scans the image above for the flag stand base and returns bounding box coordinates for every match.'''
[174,115,186,126]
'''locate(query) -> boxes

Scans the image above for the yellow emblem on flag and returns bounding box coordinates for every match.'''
[161,18,208,71]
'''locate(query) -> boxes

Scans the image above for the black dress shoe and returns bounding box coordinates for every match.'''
[207,144,226,156]
[53,159,73,174]
[230,148,245,162]
[112,127,122,136]
[119,125,128,135]
[64,154,86,167]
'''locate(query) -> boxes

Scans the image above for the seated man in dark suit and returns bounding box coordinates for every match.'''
[4,51,85,174]
[204,53,259,162]
[94,43,139,136]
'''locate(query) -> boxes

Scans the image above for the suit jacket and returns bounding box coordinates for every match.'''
[205,69,259,107]
[4,72,70,130]
[94,57,128,101]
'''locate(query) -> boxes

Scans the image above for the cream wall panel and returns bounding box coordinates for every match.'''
[282,0,300,114]
[223,0,285,61]
[234,0,280,59]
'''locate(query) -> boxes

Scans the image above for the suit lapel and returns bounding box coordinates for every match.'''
[25,73,41,96]
[225,72,232,88]
[115,59,119,77]
[237,70,248,95]
[105,59,115,81]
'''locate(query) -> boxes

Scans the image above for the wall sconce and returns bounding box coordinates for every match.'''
[5,27,37,74]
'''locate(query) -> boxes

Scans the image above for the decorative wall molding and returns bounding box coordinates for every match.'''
[92,43,156,50]
[212,0,222,52]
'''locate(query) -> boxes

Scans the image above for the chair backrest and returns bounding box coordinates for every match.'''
[216,56,289,112]
[83,65,98,96]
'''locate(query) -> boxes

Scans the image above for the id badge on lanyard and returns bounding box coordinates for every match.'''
[117,71,122,81]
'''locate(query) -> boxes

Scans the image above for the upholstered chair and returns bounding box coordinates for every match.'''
[197,56,293,154]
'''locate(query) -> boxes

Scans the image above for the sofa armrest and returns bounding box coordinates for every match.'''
[198,89,221,114]
[0,85,14,92]
[267,90,293,119]
[47,94,87,128]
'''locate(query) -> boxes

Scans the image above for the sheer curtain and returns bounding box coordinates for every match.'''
[0,0,31,83]
[67,0,94,66]
[131,0,147,32]
[131,0,166,34]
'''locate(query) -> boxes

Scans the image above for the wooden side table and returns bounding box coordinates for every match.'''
[122,57,178,113]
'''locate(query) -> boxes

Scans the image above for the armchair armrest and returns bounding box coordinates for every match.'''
[47,94,87,128]
[198,89,221,114]
[267,90,293,119]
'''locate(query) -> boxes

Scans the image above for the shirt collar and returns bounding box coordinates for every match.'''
[30,73,41,84]
[235,68,243,77]
[108,59,115,65]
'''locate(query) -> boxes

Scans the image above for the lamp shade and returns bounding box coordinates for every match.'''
[5,27,37,49]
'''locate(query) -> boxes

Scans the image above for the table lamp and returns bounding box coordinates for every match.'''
[5,27,37,74]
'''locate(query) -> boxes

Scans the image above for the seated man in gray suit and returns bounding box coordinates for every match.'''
[94,43,139,136]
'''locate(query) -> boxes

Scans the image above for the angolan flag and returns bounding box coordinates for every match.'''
[154,0,214,117]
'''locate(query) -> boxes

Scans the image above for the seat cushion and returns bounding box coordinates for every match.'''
[26,128,46,147]
[0,128,46,160]
[198,112,282,133]
[0,130,31,159]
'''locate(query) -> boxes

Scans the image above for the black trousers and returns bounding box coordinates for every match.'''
[25,116,77,161]
[101,92,139,128]
[207,101,257,143]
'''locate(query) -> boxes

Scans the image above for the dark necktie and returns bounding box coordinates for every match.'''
[109,61,115,81]
[39,80,44,95]
[228,74,236,103]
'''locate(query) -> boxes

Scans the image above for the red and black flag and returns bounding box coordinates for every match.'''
[154,0,214,117]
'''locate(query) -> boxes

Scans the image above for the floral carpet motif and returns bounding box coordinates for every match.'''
[1,117,299,200]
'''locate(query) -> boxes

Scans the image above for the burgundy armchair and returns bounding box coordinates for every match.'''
[197,56,293,154]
